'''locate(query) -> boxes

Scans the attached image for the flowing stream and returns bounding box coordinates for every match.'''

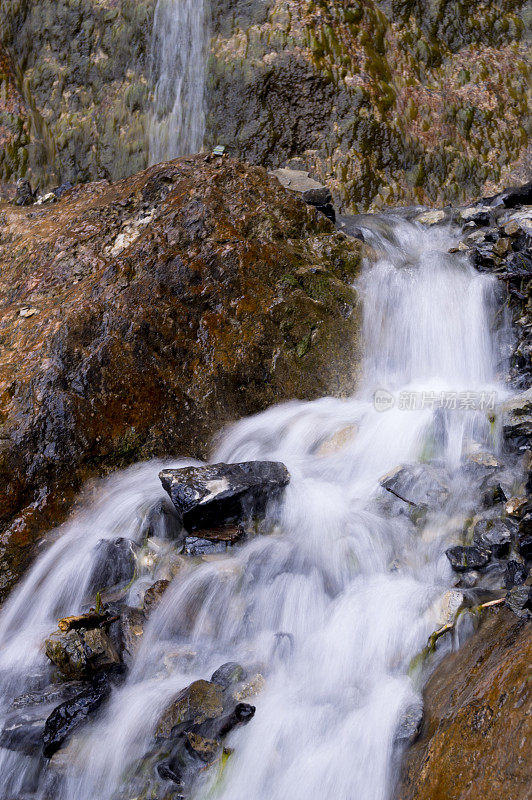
[148,0,207,164]
[0,219,510,800]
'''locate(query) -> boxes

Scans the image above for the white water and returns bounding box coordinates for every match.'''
[149,0,207,164]
[0,219,509,800]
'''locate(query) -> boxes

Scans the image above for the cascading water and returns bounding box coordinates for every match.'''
[0,219,511,800]
[148,0,207,164]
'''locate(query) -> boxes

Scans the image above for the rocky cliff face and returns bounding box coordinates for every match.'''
[0,154,364,600]
[1,0,530,209]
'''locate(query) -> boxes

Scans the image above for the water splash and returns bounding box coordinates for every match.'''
[0,219,511,800]
[149,0,207,164]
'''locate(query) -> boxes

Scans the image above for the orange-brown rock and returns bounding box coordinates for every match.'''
[0,154,364,600]
[396,608,532,800]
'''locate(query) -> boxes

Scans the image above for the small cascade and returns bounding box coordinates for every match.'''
[0,219,514,800]
[148,0,207,164]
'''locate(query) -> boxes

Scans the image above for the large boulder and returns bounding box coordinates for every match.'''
[159,461,290,531]
[396,608,532,800]
[0,155,364,600]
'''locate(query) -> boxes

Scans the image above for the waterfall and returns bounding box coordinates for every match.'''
[148,0,207,164]
[0,219,510,800]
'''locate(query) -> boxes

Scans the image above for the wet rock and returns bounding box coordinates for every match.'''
[380,464,449,509]
[394,702,423,746]
[504,560,529,589]
[87,537,138,594]
[14,178,34,206]
[518,535,532,562]
[445,545,491,572]
[397,608,532,800]
[184,537,229,556]
[505,496,529,518]
[211,662,244,690]
[472,517,513,558]
[0,682,85,756]
[142,498,184,542]
[43,666,126,758]
[192,524,245,544]
[143,579,170,614]
[458,206,491,226]
[415,210,447,225]
[119,606,145,660]
[302,187,332,206]
[0,156,364,601]
[159,462,290,532]
[500,388,532,450]
[157,680,224,739]
[505,585,532,618]
[44,627,120,680]
[487,180,532,208]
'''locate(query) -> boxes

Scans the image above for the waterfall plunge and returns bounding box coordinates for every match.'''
[149,0,207,164]
[0,219,511,800]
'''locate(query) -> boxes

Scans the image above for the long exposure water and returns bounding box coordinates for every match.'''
[148,0,207,163]
[0,219,510,800]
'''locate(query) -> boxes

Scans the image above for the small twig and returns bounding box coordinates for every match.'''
[477,597,505,610]
[384,486,419,507]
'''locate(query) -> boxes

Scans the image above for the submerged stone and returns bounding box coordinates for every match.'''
[159,462,290,532]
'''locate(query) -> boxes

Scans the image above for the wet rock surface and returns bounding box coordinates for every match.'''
[160,461,290,532]
[396,608,532,800]
[0,154,365,600]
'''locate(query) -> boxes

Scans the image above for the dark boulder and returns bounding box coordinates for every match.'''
[445,545,491,572]
[0,682,85,756]
[43,666,126,758]
[486,180,532,208]
[504,560,529,589]
[518,534,532,562]
[14,178,34,206]
[141,498,184,543]
[505,585,532,618]
[159,462,290,532]
[302,187,332,206]
[211,662,244,690]
[472,517,514,558]
[87,537,138,594]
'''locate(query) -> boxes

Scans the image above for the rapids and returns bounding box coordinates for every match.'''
[0,219,511,800]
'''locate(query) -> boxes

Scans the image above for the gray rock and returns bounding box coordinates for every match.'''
[504,560,529,589]
[0,683,85,756]
[88,537,138,594]
[302,187,332,206]
[159,461,290,532]
[473,517,514,558]
[445,545,491,572]
[505,585,532,618]
[380,464,449,509]
[500,387,532,450]
[394,702,423,746]
[211,662,244,690]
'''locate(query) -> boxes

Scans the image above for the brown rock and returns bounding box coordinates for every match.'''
[44,627,120,680]
[143,579,170,614]
[156,679,224,739]
[396,608,532,800]
[0,155,364,600]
